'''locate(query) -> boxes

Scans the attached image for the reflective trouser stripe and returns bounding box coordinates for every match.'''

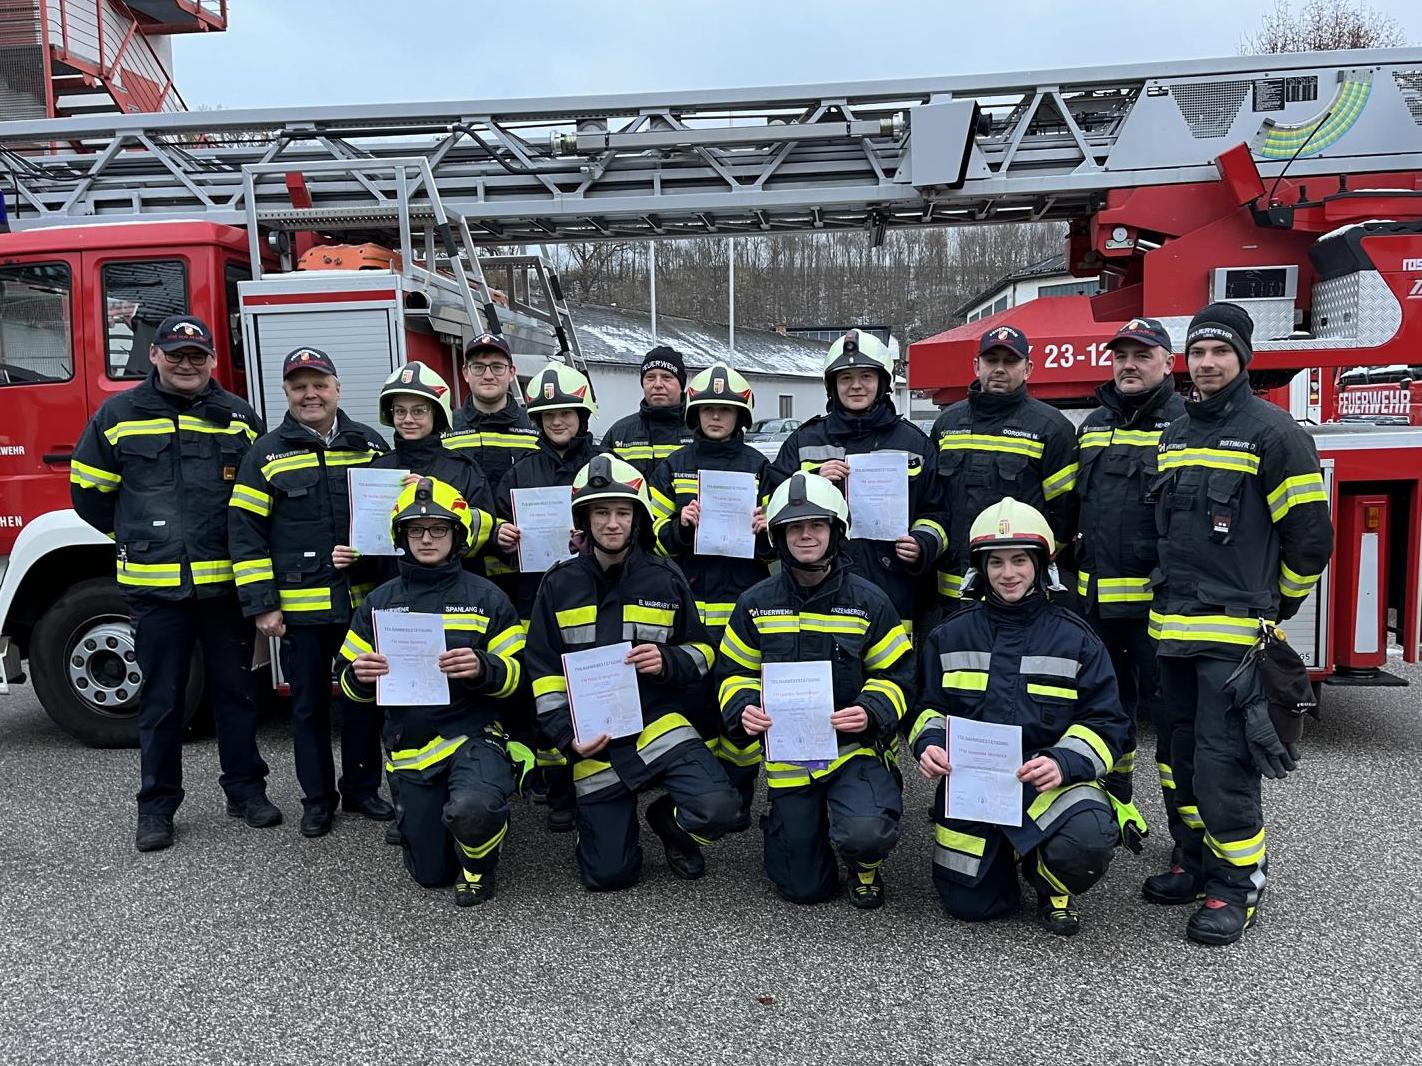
[636,715,701,767]
[1028,782,1107,833]
[934,825,985,879]
[572,758,620,800]
[385,735,469,773]
[458,822,508,861]
[714,736,763,767]
[536,747,568,768]
[764,745,874,789]
[1157,761,1175,790]
[1206,828,1266,867]
[1178,804,1205,830]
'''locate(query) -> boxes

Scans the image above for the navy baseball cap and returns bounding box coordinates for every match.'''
[1106,317,1173,352]
[464,332,512,361]
[978,324,1030,360]
[282,346,339,378]
[154,314,215,356]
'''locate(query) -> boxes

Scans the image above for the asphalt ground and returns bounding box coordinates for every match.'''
[1,664,1419,1066]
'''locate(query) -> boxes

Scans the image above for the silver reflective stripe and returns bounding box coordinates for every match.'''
[561,624,598,644]
[638,724,701,767]
[1020,655,1079,679]
[574,765,622,799]
[933,846,982,878]
[939,650,992,671]
[1056,736,1107,778]
[765,765,809,783]
[623,623,672,643]
[1033,783,1108,833]
[684,644,711,677]
[535,693,568,717]
[799,445,845,463]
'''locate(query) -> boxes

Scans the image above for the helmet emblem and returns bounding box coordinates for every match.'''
[400,368,414,384]
[544,381,556,399]
[713,378,724,394]
[998,518,1011,534]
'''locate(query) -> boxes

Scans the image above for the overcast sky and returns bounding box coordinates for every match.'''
[174,0,1421,111]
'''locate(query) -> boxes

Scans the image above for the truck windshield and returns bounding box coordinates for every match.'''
[0,263,72,386]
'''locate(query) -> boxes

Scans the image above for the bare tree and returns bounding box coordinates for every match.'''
[1241,0,1406,53]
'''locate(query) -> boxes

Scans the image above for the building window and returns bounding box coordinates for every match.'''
[990,294,1010,315]
[103,259,190,379]
[1038,279,1101,298]
[778,394,793,418]
[0,263,73,386]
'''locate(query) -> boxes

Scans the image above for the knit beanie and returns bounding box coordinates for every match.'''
[1186,302,1254,367]
[641,345,687,388]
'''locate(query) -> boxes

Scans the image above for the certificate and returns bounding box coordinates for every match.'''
[373,610,449,707]
[512,485,575,573]
[946,716,1023,827]
[847,451,909,541]
[348,467,409,556]
[563,641,643,743]
[694,469,757,559]
[762,660,838,764]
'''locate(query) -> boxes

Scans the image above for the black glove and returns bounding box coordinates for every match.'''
[1241,696,1299,780]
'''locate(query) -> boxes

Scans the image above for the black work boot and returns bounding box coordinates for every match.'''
[135,813,174,853]
[300,806,334,838]
[226,794,283,829]
[454,870,497,907]
[343,794,395,821]
[847,864,886,910]
[1142,863,1205,905]
[547,807,576,833]
[1037,894,1081,937]
[384,820,402,845]
[645,795,706,880]
[1187,898,1257,946]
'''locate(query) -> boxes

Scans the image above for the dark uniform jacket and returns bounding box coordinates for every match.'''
[525,546,716,800]
[1151,372,1333,659]
[70,370,262,601]
[228,410,388,626]
[492,432,603,620]
[648,434,776,635]
[601,401,694,478]
[717,562,915,790]
[446,394,540,489]
[910,592,1129,883]
[769,400,948,628]
[1075,378,1185,619]
[930,383,1078,603]
[367,434,495,574]
[337,555,526,765]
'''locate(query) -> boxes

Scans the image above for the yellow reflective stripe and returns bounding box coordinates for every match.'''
[1077,568,1091,597]
[624,604,676,626]
[1114,749,1137,774]
[459,822,508,860]
[1279,560,1322,599]
[909,709,945,746]
[1079,430,1113,450]
[1206,827,1266,867]
[911,517,948,548]
[697,601,736,629]
[1113,429,1162,448]
[937,433,1045,459]
[279,587,333,612]
[117,560,182,587]
[233,558,274,586]
[942,669,988,692]
[555,605,597,628]
[1148,610,1261,646]
[801,612,870,636]
[340,671,374,703]
[615,444,656,461]
[1062,723,1113,773]
[1178,804,1205,830]
[937,571,963,599]
[720,625,761,670]
[349,581,376,609]
[176,415,254,439]
[1157,761,1176,790]
[103,418,173,444]
[340,629,374,662]
[261,453,321,479]
[714,736,763,767]
[490,654,522,699]
[1042,461,1079,501]
[532,674,568,698]
[1027,682,1077,700]
[1157,447,1260,475]
[864,624,912,671]
[386,735,469,772]
[648,485,676,521]
[765,745,875,788]
[718,674,761,707]
[862,677,906,721]
[935,825,987,857]
[190,559,234,585]
[1268,472,1328,522]
[70,459,122,491]
[753,615,801,635]
[229,484,273,516]
[1098,576,1152,603]
[442,613,490,633]
[324,449,381,468]
[487,625,526,659]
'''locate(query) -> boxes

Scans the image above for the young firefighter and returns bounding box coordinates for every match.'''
[524,455,740,890]
[912,498,1128,936]
[648,362,775,826]
[337,477,528,907]
[718,473,914,909]
[492,360,603,833]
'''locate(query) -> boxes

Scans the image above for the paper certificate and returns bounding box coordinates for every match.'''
[762,660,838,764]
[512,485,575,573]
[946,716,1023,827]
[563,641,643,743]
[348,467,410,556]
[694,469,758,559]
[372,610,449,707]
[847,452,909,541]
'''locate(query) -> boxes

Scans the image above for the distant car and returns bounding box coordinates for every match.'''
[746,418,801,442]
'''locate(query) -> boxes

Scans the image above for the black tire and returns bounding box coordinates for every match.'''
[29,577,202,748]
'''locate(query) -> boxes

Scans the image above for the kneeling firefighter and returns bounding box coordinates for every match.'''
[718,472,914,909]
[338,478,530,906]
[911,498,1131,935]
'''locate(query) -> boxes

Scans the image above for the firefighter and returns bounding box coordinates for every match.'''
[229,347,392,838]
[445,333,541,490]
[930,325,1078,611]
[601,345,694,477]
[1074,318,1184,849]
[337,478,528,906]
[912,498,1128,935]
[70,314,277,852]
[492,360,603,832]
[648,362,776,826]
[718,472,913,908]
[524,454,739,890]
[769,330,948,636]
[1146,302,1333,946]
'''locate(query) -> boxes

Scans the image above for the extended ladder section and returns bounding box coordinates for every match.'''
[0,48,1419,244]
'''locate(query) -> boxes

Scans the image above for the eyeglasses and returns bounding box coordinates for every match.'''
[404,524,452,541]
[391,404,433,419]
[466,361,511,378]
[161,349,212,366]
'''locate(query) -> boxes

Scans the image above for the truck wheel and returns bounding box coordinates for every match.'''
[29,578,202,748]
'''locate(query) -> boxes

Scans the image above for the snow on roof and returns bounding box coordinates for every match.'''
[569,301,828,378]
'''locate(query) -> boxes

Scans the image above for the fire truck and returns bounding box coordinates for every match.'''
[1,47,1420,743]
[1334,365,1422,425]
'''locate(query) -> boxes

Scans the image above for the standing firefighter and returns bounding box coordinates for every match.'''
[70,315,277,852]
[718,473,914,909]
[1146,302,1333,946]
[524,455,740,890]
[930,325,1078,609]
[338,478,528,906]
[913,499,1128,935]
[492,360,603,832]
[649,362,775,825]
[1074,318,1184,847]
[601,345,695,477]
[229,347,391,838]
[770,329,947,635]
[445,332,541,498]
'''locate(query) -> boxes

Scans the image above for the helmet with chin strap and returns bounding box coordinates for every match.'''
[765,471,849,573]
[823,329,894,404]
[961,497,1055,599]
[571,454,654,551]
[389,476,477,556]
[684,362,754,432]
[379,361,454,431]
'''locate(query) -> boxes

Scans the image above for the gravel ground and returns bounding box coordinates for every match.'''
[1,663,1419,1066]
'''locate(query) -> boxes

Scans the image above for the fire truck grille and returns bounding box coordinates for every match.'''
[1168,81,1249,139]
[1393,71,1422,125]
